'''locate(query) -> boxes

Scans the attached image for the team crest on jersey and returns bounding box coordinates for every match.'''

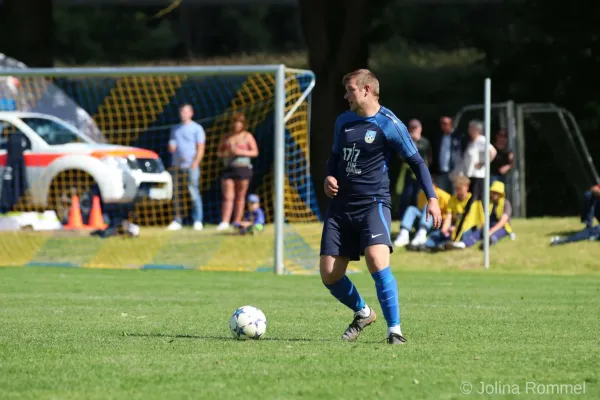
[364,130,376,143]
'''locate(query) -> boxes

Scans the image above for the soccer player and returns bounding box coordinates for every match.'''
[320,69,442,345]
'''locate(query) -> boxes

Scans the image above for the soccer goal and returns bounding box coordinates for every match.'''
[0,65,320,275]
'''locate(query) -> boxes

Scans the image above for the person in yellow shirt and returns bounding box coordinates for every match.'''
[449,180,513,249]
[423,176,473,250]
[394,180,451,247]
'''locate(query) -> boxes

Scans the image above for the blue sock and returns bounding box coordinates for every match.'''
[371,266,400,328]
[324,275,365,312]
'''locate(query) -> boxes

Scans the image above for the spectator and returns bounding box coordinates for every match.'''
[216,113,259,231]
[166,104,205,231]
[396,119,431,219]
[580,183,600,229]
[449,181,513,249]
[550,226,600,246]
[450,119,497,201]
[238,194,265,235]
[423,176,479,251]
[393,181,451,248]
[490,128,514,184]
[432,116,457,193]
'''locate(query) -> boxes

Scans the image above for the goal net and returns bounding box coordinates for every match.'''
[0,65,323,274]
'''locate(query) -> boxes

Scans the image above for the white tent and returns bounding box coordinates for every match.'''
[0,53,106,143]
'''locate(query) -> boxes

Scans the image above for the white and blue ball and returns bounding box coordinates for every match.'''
[229,305,267,340]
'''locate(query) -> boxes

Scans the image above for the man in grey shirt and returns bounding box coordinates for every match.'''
[167,104,205,231]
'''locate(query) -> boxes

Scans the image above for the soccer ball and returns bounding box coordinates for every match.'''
[229,305,267,340]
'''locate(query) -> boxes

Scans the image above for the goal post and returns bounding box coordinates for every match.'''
[0,65,319,275]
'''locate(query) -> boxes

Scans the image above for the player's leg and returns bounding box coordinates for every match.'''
[320,255,361,309]
[394,205,420,247]
[490,227,510,245]
[580,190,595,228]
[361,203,407,345]
[410,205,433,246]
[167,168,184,230]
[320,213,375,341]
[187,167,203,227]
[233,177,250,225]
[218,177,234,230]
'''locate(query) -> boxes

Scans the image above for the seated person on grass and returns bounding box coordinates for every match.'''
[551,184,600,246]
[550,225,600,246]
[422,176,478,251]
[394,182,451,248]
[448,180,513,250]
[236,194,265,235]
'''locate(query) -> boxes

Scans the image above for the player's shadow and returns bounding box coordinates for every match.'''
[123,332,335,342]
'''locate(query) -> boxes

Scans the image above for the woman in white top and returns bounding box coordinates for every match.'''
[450,119,497,200]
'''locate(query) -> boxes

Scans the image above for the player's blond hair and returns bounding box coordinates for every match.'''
[342,69,380,98]
[454,176,471,188]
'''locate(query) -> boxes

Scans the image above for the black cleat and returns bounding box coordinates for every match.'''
[387,332,407,345]
[341,309,377,341]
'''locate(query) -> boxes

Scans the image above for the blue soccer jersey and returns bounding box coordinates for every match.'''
[327,106,435,208]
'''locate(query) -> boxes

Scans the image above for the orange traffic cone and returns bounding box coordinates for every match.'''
[87,196,107,230]
[63,195,85,229]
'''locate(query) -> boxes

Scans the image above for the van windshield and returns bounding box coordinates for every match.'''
[21,117,93,146]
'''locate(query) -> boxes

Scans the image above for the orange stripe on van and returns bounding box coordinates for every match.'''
[0,154,64,167]
[0,148,159,167]
[90,149,159,159]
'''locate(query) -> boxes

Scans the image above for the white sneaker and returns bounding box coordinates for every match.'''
[394,233,410,247]
[216,222,230,231]
[166,221,182,231]
[125,222,140,237]
[445,241,466,250]
[193,221,204,231]
[410,232,427,246]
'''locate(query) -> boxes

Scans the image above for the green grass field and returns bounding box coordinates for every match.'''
[1,218,599,399]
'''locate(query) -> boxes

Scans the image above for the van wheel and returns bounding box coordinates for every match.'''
[48,170,97,225]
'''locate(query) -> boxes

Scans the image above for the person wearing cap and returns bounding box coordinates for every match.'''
[237,194,265,235]
[449,180,513,249]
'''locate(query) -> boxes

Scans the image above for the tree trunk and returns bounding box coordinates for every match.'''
[0,0,54,67]
[299,0,370,215]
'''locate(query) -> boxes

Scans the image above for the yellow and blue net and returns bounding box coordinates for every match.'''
[0,69,330,273]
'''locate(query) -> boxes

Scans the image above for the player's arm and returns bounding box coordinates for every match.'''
[383,116,442,227]
[591,184,600,198]
[489,143,497,161]
[216,136,229,158]
[191,126,206,169]
[490,200,512,235]
[382,118,436,200]
[168,127,177,153]
[235,133,259,157]
[489,214,509,236]
[441,211,453,235]
[326,118,342,179]
[324,118,342,198]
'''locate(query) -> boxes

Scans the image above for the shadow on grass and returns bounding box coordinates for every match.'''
[123,332,332,342]
[123,332,388,344]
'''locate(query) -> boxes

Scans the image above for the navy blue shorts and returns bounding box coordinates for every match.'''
[320,202,393,261]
